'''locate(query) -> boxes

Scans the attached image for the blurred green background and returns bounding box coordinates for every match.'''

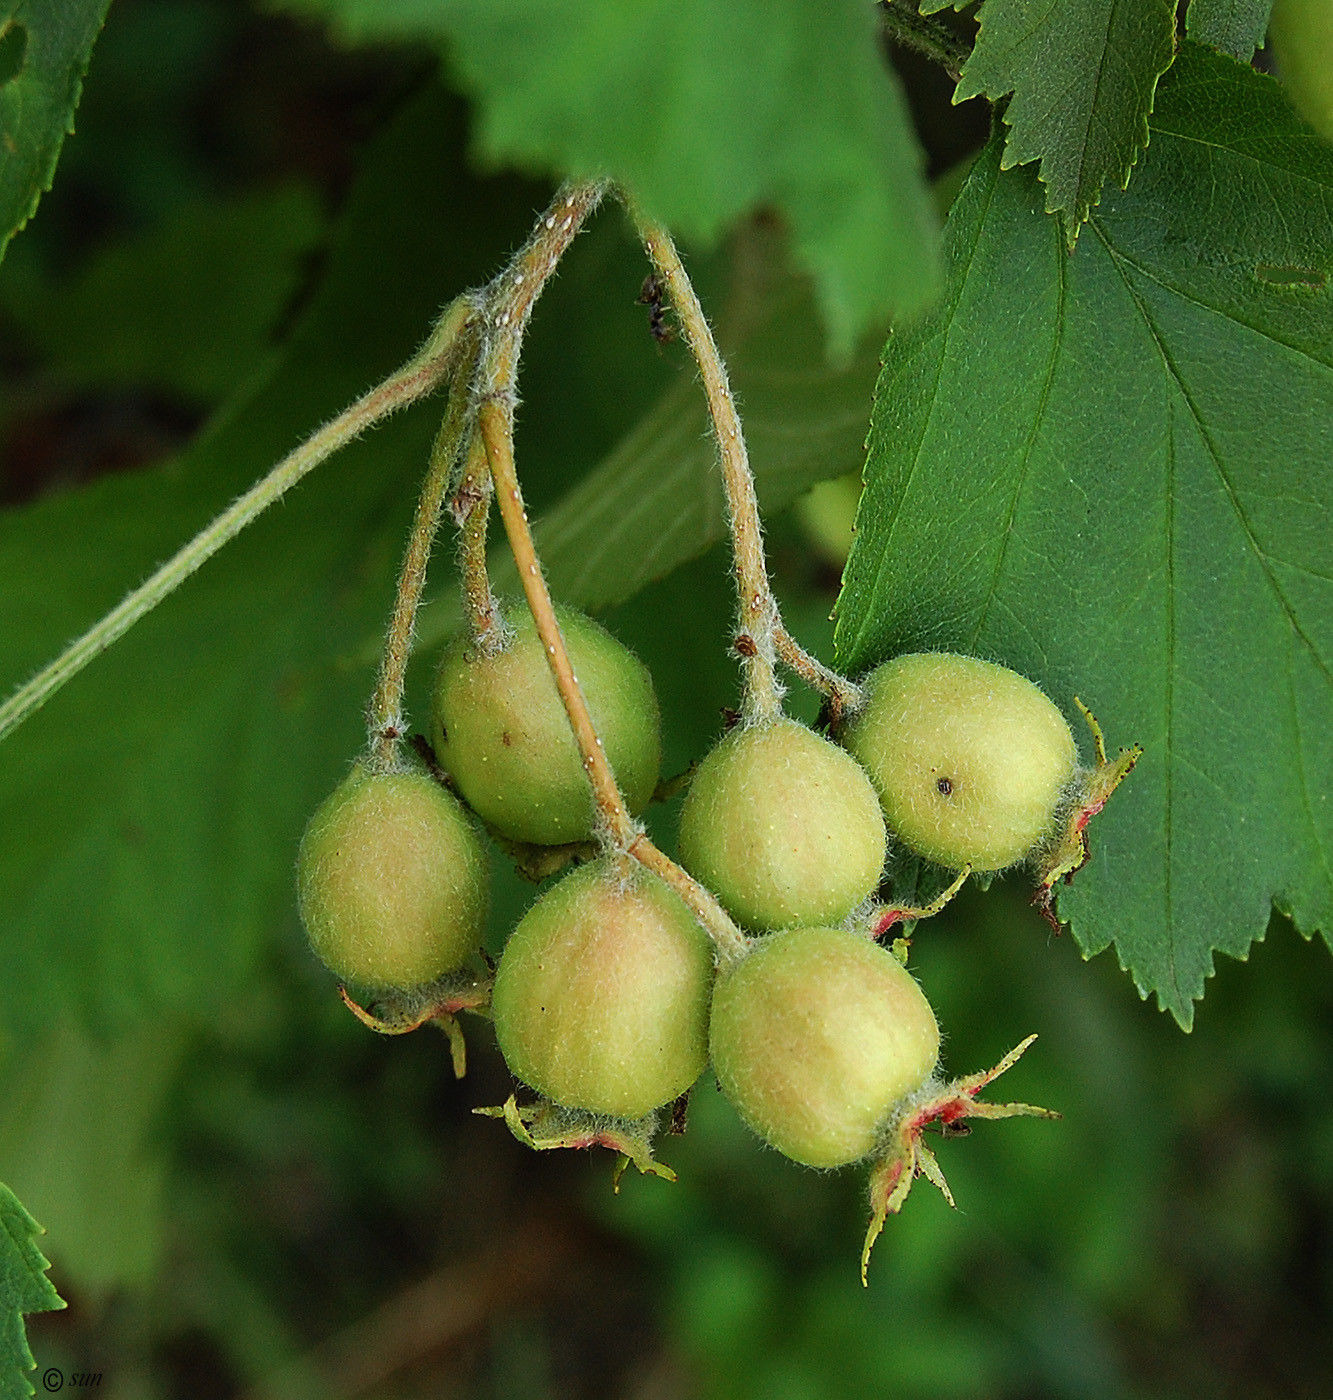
[3,3,1330,1396]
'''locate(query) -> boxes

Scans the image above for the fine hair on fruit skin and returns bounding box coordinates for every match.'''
[297,762,489,992]
[430,603,661,846]
[840,652,1078,872]
[676,715,887,931]
[491,856,715,1120]
[709,926,941,1169]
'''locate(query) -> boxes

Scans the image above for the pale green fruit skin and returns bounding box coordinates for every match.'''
[710,927,939,1169]
[431,606,661,845]
[841,653,1077,871]
[1271,0,1333,140]
[677,717,886,931]
[297,764,489,990]
[492,858,714,1119]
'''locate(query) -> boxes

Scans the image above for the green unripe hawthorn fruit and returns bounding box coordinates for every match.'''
[431,605,661,845]
[492,857,714,1119]
[841,653,1077,871]
[677,716,886,931]
[710,926,939,1168]
[1271,0,1333,140]
[297,763,489,991]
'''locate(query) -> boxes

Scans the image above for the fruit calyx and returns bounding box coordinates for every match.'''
[338,965,492,1079]
[475,1094,677,1187]
[1033,697,1142,931]
[860,1034,1058,1284]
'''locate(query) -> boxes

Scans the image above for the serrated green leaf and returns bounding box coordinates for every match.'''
[835,44,1333,1025]
[929,0,1177,239]
[1186,0,1274,60]
[414,222,882,650]
[0,0,111,265]
[0,1182,63,1400]
[277,0,938,359]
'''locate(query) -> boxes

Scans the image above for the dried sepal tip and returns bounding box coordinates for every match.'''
[860,1034,1058,1284]
[475,1094,677,1186]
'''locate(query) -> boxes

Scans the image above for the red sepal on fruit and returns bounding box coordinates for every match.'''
[861,1034,1058,1284]
[1033,698,1142,931]
[475,1095,677,1188]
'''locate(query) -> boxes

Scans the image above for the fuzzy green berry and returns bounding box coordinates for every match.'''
[431,605,661,845]
[840,653,1077,871]
[297,763,489,991]
[677,716,886,931]
[492,857,714,1119]
[710,926,940,1168]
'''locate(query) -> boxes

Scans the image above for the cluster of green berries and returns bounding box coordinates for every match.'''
[297,600,1102,1260]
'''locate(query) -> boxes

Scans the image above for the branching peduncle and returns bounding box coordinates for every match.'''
[368,321,484,771]
[0,297,476,747]
[470,180,750,965]
[631,209,786,725]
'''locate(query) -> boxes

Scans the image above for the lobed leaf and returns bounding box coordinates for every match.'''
[277,0,938,359]
[835,45,1333,1025]
[0,0,111,265]
[926,0,1177,239]
[0,1182,64,1400]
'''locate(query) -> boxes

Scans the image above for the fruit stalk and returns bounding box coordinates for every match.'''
[0,294,477,746]
[631,210,785,724]
[452,431,504,653]
[773,622,863,721]
[368,327,483,769]
[476,404,748,964]
[463,179,748,963]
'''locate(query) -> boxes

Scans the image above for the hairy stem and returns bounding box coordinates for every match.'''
[471,180,750,964]
[878,0,970,82]
[0,297,475,747]
[479,401,634,843]
[453,432,504,652]
[632,210,785,724]
[368,326,483,770]
[628,834,751,966]
[774,624,864,722]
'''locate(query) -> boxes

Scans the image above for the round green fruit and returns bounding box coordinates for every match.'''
[431,605,661,845]
[492,857,714,1119]
[1271,0,1333,140]
[710,926,939,1168]
[840,653,1077,871]
[677,716,886,930]
[297,763,489,991]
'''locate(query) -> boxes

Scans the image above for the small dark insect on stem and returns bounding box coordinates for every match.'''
[636,274,675,344]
